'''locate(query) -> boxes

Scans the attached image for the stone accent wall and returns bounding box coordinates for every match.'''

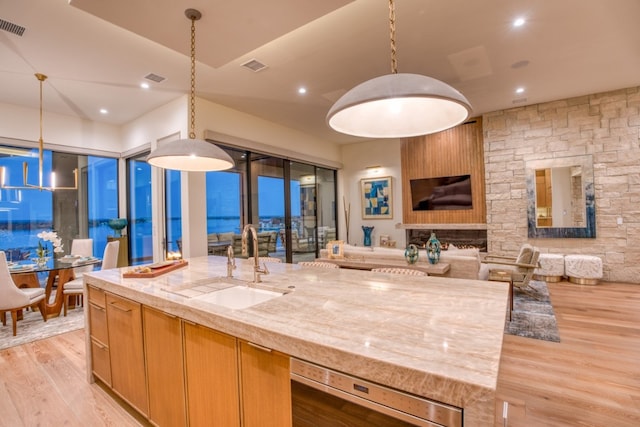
[483,87,640,283]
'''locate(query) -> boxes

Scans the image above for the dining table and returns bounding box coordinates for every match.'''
[9,256,101,319]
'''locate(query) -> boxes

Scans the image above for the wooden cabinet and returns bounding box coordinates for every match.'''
[143,307,186,426]
[87,286,111,385]
[89,289,291,426]
[183,322,241,427]
[106,293,148,416]
[239,340,292,427]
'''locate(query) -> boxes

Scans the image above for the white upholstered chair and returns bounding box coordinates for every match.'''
[371,267,428,276]
[0,251,47,336]
[63,240,119,316]
[70,238,94,278]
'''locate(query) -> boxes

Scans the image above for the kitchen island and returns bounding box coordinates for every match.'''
[83,255,508,426]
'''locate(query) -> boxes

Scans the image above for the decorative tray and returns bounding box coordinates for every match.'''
[123,259,189,278]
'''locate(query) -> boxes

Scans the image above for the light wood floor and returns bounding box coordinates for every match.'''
[0,329,147,427]
[495,280,640,426]
[0,281,638,426]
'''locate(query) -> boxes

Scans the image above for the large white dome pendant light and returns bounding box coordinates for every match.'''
[147,9,234,172]
[327,0,472,138]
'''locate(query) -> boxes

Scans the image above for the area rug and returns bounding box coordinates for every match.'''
[0,308,85,351]
[505,280,560,342]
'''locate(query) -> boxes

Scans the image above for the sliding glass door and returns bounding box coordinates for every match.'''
[127,155,153,265]
[164,169,181,257]
[250,154,285,260]
[316,167,337,250]
[205,148,246,256]
[200,143,337,263]
[289,162,317,264]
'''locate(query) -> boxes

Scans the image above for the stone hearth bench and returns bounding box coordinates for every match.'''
[319,244,484,280]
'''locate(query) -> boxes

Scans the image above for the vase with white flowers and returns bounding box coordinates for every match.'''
[33,231,64,267]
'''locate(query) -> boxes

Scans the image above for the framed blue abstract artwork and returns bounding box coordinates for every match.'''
[360,176,392,219]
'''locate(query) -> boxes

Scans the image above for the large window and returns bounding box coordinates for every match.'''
[165,169,182,256]
[127,156,153,265]
[200,144,337,263]
[0,144,118,261]
[87,156,119,256]
[205,149,246,257]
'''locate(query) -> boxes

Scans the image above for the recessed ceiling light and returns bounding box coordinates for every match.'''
[140,82,150,89]
[99,108,108,114]
[516,87,525,94]
[513,17,525,27]
[298,87,307,95]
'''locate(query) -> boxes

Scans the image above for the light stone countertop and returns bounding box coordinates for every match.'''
[84,255,508,426]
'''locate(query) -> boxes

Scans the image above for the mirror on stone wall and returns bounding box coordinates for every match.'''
[525,155,595,238]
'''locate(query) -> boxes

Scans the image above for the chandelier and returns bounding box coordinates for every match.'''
[0,73,78,191]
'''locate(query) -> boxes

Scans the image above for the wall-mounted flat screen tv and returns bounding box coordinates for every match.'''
[410,175,472,211]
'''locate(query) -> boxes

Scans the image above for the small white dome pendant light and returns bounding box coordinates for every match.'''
[147,8,234,172]
[326,0,472,138]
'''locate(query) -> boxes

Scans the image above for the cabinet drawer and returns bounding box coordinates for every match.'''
[89,302,108,344]
[88,286,106,308]
[91,339,112,386]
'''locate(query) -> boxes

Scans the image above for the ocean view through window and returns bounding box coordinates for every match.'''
[0,144,118,263]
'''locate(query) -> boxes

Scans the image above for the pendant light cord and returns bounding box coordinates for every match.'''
[188,15,197,140]
[36,73,46,186]
[389,0,397,74]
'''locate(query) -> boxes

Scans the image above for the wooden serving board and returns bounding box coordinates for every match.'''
[123,259,189,278]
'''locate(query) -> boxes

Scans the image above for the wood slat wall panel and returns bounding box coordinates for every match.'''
[401,118,486,225]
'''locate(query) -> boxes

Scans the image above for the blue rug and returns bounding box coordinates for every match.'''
[505,280,560,342]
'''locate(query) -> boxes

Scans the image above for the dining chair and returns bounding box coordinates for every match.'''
[297,261,339,269]
[70,238,94,278]
[247,256,283,264]
[0,251,47,336]
[63,240,120,316]
[370,267,428,276]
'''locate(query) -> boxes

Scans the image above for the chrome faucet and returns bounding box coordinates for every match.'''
[226,244,236,278]
[241,224,269,283]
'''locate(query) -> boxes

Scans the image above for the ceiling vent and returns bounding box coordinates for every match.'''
[512,98,527,104]
[0,18,25,36]
[144,73,166,83]
[241,59,268,73]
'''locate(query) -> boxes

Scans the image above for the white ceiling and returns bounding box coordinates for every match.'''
[2,0,640,144]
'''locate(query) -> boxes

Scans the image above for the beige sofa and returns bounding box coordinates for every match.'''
[319,244,485,280]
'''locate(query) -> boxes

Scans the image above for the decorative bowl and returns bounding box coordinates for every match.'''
[108,218,128,237]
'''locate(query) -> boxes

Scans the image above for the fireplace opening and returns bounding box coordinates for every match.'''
[407,229,487,252]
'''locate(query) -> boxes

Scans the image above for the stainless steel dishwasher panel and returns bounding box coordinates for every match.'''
[290,358,463,427]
